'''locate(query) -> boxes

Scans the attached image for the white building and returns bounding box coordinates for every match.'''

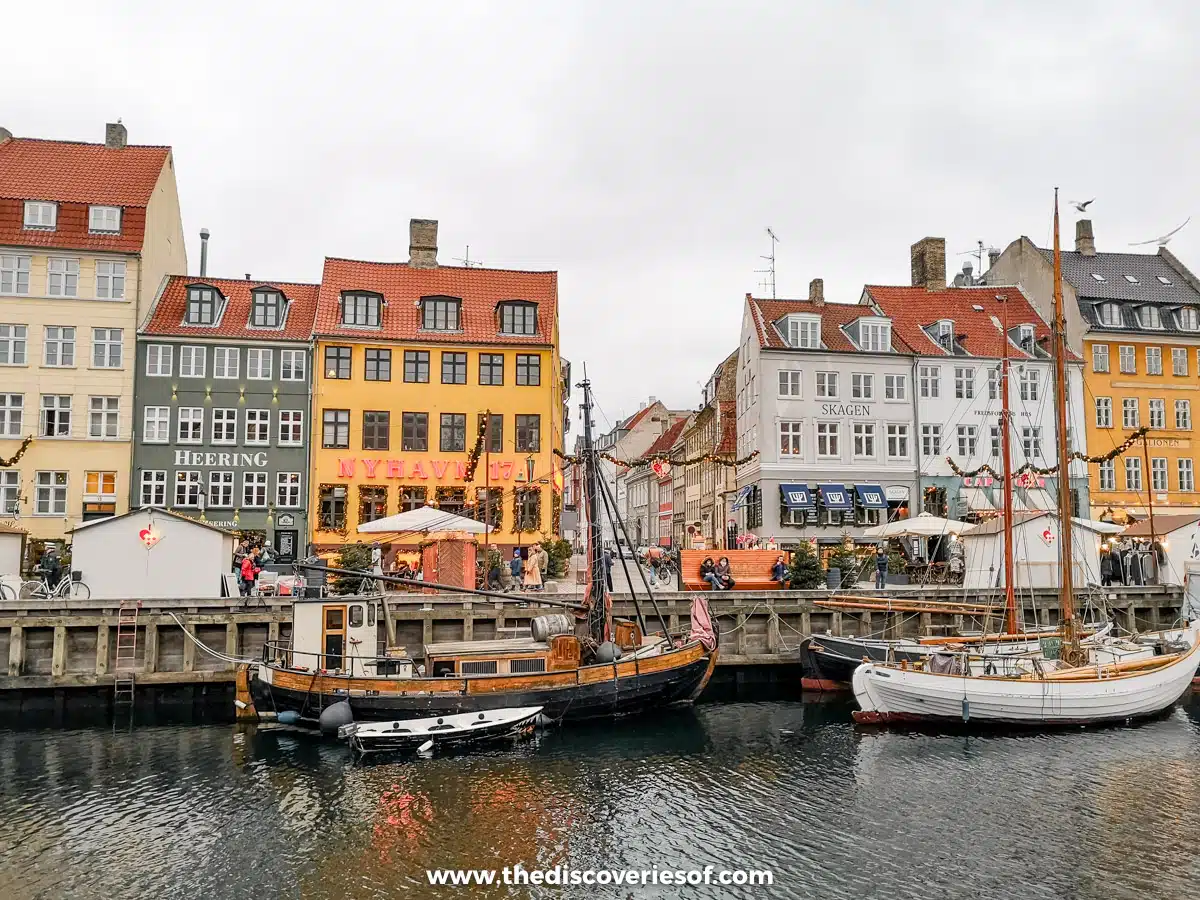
[734,279,918,549]
[962,511,1114,589]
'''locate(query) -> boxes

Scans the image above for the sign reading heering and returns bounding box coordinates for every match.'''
[175,450,269,468]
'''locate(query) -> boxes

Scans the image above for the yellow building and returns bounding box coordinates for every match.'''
[0,123,185,545]
[308,219,562,558]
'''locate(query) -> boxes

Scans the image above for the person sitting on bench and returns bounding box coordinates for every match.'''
[700,557,720,590]
[713,557,736,591]
[770,555,787,584]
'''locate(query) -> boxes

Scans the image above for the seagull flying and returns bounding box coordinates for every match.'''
[1130,217,1192,247]
[1070,199,1095,213]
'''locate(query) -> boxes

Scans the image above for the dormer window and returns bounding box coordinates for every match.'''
[251,289,284,328]
[1017,324,1035,353]
[1139,305,1163,329]
[784,316,820,349]
[1097,302,1122,327]
[859,320,891,352]
[23,201,56,230]
[1179,307,1200,332]
[185,286,218,325]
[499,301,537,335]
[88,206,121,234]
[340,291,381,327]
[421,296,461,331]
[936,320,954,351]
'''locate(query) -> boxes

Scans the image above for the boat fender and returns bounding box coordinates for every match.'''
[318,700,354,736]
[277,710,301,726]
[594,641,622,663]
[961,698,970,723]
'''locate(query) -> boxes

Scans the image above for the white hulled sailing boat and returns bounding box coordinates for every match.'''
[852,192,1200,726]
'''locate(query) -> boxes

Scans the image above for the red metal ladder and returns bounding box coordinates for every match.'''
[113,600,141,707]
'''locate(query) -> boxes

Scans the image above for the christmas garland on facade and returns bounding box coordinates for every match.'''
[511,483,542,533]
[0,435,33,468]
[462,430,485,483]
[945,426,1151,480]
[554,447,759,470]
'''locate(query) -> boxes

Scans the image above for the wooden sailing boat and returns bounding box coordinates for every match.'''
[852,191,1200,726]
[242,376,718,726]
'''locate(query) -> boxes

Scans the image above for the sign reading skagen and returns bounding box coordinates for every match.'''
[819,403,872,417]
[174,450,270,468]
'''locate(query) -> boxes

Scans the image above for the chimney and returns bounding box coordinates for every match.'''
[1076,219,1096,256]
[408,218,439,268]
[910,237,947,291]
[808,278,825,307]
[0,127,11,143]
[199,228,210,276]
[988,248,1001,271]
[105,121,127,150]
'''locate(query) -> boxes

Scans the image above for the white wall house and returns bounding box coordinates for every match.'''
[734,280,918,548]
[962,511,1108,589]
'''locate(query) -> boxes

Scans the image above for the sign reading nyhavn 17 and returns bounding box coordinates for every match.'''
[334,458,527,481]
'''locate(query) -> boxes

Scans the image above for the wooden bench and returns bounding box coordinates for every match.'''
[680,550,786,591]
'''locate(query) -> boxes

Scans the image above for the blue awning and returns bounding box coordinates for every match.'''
[779,484,814,509]
[818,483,853,510]
[854,484,888,509]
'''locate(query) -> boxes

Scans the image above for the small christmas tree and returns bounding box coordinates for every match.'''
[787,540,824,589]
[334,542,374,595]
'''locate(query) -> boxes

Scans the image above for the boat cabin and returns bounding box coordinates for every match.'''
[425,635,582,677]
[288,597,413,678]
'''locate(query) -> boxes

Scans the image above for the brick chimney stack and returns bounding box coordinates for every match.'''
[1076,219,1096,257]
[809,278,825,307]
[105,121,127,150]
[408,219,439,268]
[910,237,947,290]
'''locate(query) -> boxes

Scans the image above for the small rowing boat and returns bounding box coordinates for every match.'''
[338,706,543,754]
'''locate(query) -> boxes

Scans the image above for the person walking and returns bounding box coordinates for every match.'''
[1099,546,1115,587]
[509,548,525,592]
[603,547,614,592]
[239,548,261,598]
[522,547,543,592]
[535,542,549,586]
[875,543,889,590]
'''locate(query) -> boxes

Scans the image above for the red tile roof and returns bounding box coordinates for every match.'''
[0,137,169,253]
[715,401,737,455]
[746,294,915,353]
[144,276,319,341]
[646,418,688,456]
[863,284,1052,359]
[315,258,557,346]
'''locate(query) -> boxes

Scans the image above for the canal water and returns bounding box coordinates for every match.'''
[2,694,1200,900]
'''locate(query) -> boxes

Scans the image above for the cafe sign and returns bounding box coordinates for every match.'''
[962,473,1046,488]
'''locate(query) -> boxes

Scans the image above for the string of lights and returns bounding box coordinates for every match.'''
[944,426,1150,479]
[554,447,759,470]
[0,435,33,469]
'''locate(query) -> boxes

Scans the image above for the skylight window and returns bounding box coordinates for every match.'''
[971,304,984,312]
[1090,273,1106,283]
[1157,275,1173,285]
[1124,275,1139,284]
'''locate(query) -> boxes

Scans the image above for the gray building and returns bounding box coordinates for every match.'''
[133,275,319,562]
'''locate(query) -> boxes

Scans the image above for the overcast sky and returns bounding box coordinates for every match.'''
[8,2,1199,428]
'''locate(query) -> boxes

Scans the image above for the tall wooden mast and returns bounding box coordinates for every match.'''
[997,293,1018,635]
[1051,189,1082,660]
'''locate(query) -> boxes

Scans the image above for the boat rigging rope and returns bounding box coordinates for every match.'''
[164,611,259,666]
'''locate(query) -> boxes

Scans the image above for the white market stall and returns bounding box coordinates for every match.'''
[961,511,1121,590]
[69,508,237,600]
[1121,514,1200,587]
[0,524,26,598]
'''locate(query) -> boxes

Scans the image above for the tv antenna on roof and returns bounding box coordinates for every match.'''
[956,239,1000,274]
[755,227,780,298]
[453,245,483,268]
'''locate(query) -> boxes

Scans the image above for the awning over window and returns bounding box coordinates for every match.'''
[854,484,888,509]
[779,484,814,509]
[818,483,853,510]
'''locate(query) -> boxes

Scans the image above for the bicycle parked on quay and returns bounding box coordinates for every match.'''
[5,569,92,601]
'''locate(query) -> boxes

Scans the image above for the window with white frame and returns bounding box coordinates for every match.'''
[1098,303,1121,327]
[859,321,891,352]
[1179,307,1200,331]
[1122,398,1140,428]
[280,349,305,381]
[89,205,121,233]
[40,395,71,437]
[179,346,206,377]
[987,367,999,400]
[146,344,173,376]
[34,471,67,515]
[921,424,941,457]
[213,347,239,379]
[778,370,802,397]
[816,422,840,457]
[1173,348,1189,376]
[1178,399,1192,430]
[1019,369,1039,401]
[1118,345,1136,374]
[853,423,875,458]
[24,202,56,229]
[918,365,940,398]
[785,317,820,349]
[243,472,268,507]
[43,326,75,366]
[1125,457,1142,491]
[251,290,283,328]
[886,424,909,459]
[851,373,874,400]
[212,408,237,444]
[84,471,116,506]
[1098,460,1116,491]
[140,470,166,507]
[341,292,382,327]
[277,472,302,507]
[956,425,978,457]
[778,421,803,457]
[247,348,272,379]
[279,410,303,445]
[990,426,1001,459]
[95,260,126,299]
[1095,397,1112,428]
[0,470,18,515]
[143,406,170,443]
[1180,458,1195,492]
[0,324,27,364]
[208,471,234,508]
[47,258,79,297]
[1149,398,1166,429]
[0,394,22,437]
[884,373,906,400]
[1151,457,1168,492]
[185,286,218,325]
[91,328,122,368]
[954,367,975,399]
[1146,346,1163,375]
[1021,426,1042,460]
[174,471,202,507]
[815,372,838,398]
[1140,306,1163,329]
[1092,344,1109,373]
[245,409,270,445]
[88,396,119,438]
[0,256,30,296]
[177,407,203,443]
